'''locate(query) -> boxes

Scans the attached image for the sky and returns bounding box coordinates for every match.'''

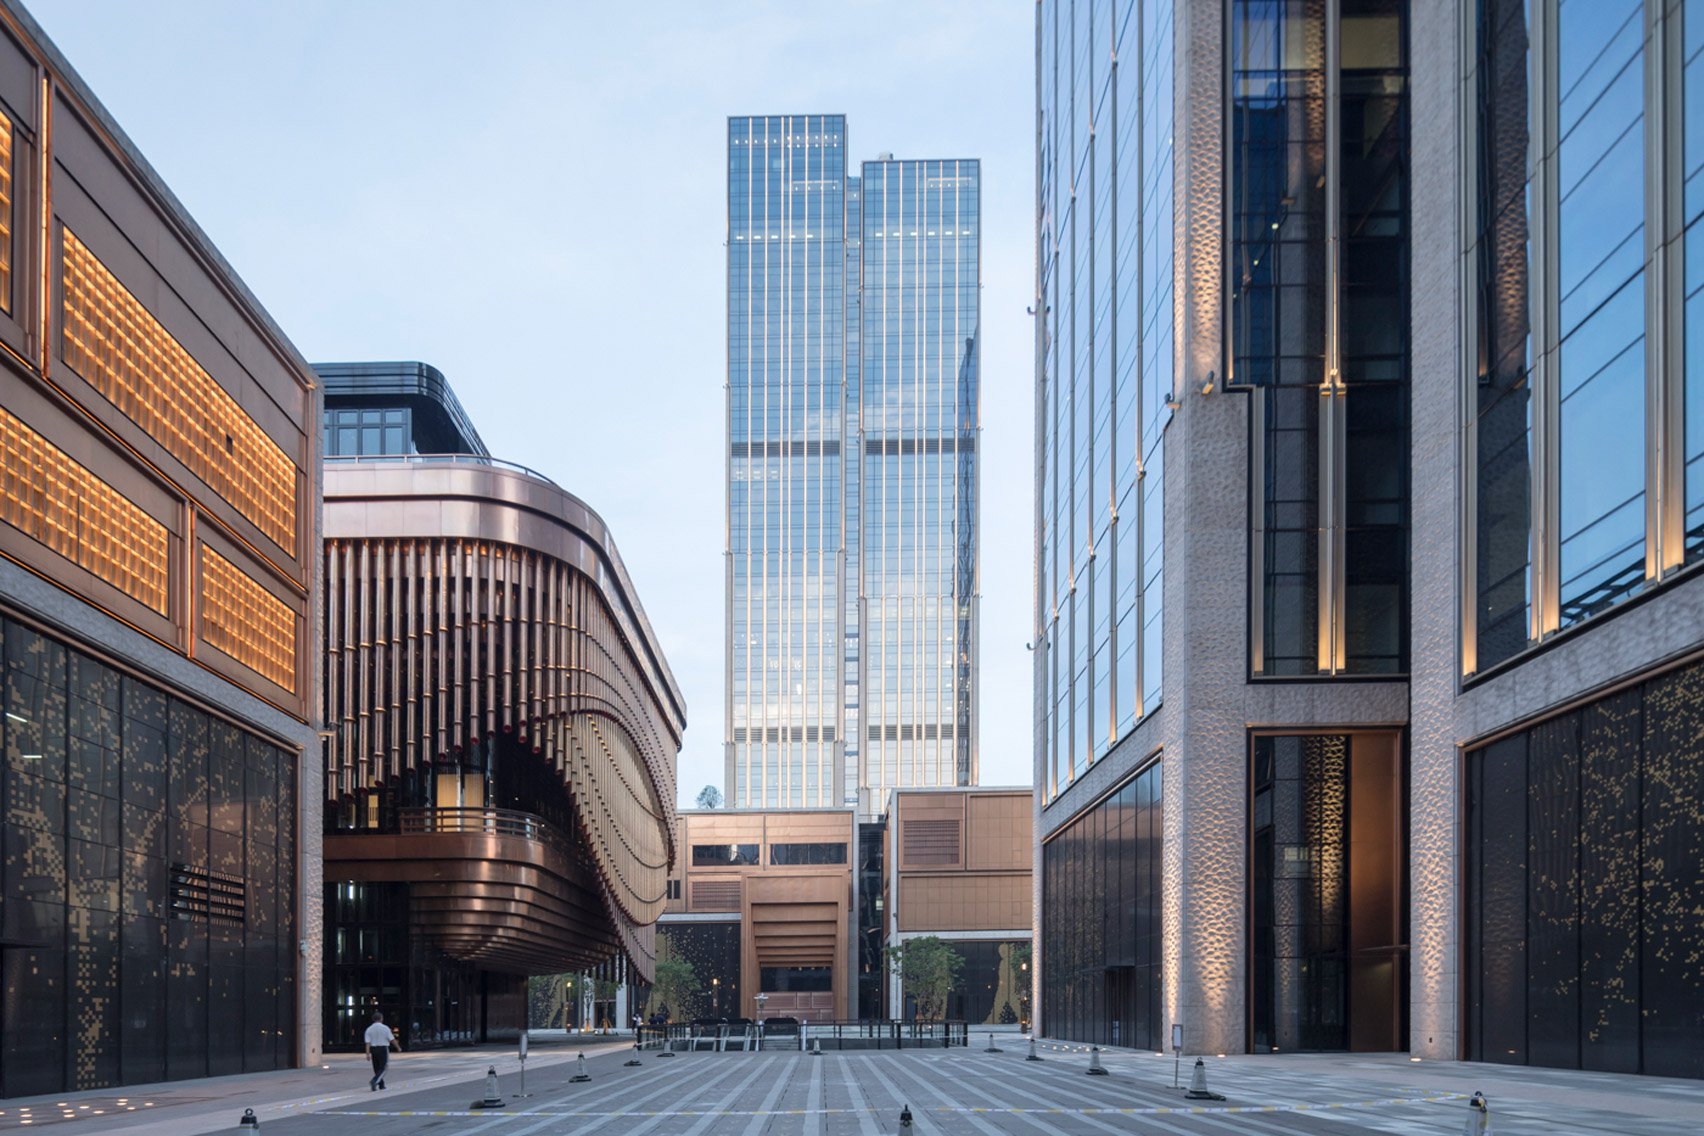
[27,0,1037,807]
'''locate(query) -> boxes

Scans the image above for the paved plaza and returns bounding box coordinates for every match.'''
[2,1038,1701,1135]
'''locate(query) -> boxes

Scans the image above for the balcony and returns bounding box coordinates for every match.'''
[324,806,621,974]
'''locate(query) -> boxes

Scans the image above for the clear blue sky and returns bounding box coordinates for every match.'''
[28,0,1036,805]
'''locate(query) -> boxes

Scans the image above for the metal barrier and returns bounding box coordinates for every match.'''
[397,807,571,855]
[637,1019,970,1052]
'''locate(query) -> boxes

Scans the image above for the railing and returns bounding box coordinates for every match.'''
[636,1018,969,1052]
[325,452,561,488]
[398,807,571,856]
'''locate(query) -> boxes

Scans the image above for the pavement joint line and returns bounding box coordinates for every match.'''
[315,1093,1470,1120]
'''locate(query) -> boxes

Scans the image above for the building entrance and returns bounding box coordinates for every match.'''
[1250,732,1406,1053]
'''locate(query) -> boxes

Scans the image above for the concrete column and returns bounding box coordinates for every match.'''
[1407,0,1464,1062]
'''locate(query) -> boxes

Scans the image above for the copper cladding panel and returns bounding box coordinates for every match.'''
[324,461,689,978]
[326,830,619,974]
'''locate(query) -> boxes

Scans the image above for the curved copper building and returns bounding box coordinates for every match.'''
[319,364,683,1047]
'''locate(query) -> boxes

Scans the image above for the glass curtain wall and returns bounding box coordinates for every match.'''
[1037,0,1171,805]
[859,158,980,802]
[1473,0,1535,667]
[1684,0,1704,555]
[1464,657,1704,1078]
[1466,0,1704,672]
[1040,762,1162,1048]
[1233,0,1410,677]
[0,618,296,1095]
[727,115,847,808]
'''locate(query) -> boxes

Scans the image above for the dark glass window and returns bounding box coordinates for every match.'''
[691,843,758,867]
[323,407,412,457]
[768,841,847,865]
[1040,760,1162,1049]
[1236,0,1409,676]
[1473,0,1535,668]
[759,966,831,992]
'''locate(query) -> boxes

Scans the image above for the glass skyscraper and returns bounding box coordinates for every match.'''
[727,115,980,814]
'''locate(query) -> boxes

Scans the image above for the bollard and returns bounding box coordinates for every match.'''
[570,1052,591,1083]
[985,1031,1003,1054]
[1025,1036,1042,1062]
[898,1103,913,1132]
[1183,1057,1225,1101]
[1086,1045,1109,1075]
[810,1037,822,1056]
[470,1065,506,1109]
[237,1108,259,1131]
[625,1034,643,1067]
[1463,1091,1489,1136]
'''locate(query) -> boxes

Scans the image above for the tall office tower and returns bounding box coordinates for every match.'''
[1033,0,1704,1080]
[727,116,981,816]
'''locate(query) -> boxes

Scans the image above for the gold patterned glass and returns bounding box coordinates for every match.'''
[0,404,168,612]
[60,229,296,550]
[201,544,295,692]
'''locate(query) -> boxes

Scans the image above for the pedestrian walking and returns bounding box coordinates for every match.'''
[365,1011,395,1090]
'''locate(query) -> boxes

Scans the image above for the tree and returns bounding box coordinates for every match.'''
[695,784,724,809]
[885,936,964,1021]
[649,957,700,1023]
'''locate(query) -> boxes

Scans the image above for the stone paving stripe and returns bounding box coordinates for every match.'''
[938,1054,1202,1136]
[314,1093,1468,1121]
[836,1053,884,1136]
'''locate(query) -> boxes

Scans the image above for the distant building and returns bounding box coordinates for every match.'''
[0,1,320,1095]
[883,788,1031,1025]
[726,115,981,818]
[318,363,685,1048]
[656,787,1030,1024]
[1034,0,1704,1079]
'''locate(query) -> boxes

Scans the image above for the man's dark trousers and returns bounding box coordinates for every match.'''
[369,1047,388,1089]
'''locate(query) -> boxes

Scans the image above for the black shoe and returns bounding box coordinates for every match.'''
[379,1081,386,1090]
[370,1084,377,1091]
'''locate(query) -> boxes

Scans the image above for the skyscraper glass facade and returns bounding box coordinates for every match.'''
[727,118,980,813]
[727,115,848,809]
[1037,0,1172,805]
[1466,0,1700,672]
[859,157,981,801]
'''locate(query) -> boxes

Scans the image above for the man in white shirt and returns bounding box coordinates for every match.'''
[364,1011,396,1090]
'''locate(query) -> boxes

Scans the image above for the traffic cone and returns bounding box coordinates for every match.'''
[1086,1045,1109,1075]
[985,1032,1003,1054]
[570,1052,591,1083]
[810,1038,822,1056]
[1184,1057,1224,1101]
[237,1108,259,1130]
[624,1037,643,1067]
[470,1065,506,1109]
[1026,1036,1042,1062]
[898,1103,913,1132]
[1463,1091,1489,1136]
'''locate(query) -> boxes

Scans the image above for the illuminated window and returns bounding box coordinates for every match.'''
[201,544,295,692]
[0,112,12,314]
[0,404,168,612]
[60,229,297,550]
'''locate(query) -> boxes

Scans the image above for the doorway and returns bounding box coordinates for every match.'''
[1249,732,1406,1052]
